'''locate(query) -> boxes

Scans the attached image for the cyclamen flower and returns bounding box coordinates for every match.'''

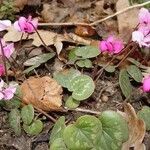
[139,8,150,25]
[0,20,11,31]
[14,16,38,33]
[99,36,124,54]
[0,64,5,76]
[0,39,14,58]
[0,79,17,100]
[142,75,150,92]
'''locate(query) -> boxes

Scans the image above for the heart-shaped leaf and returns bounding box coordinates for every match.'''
[74,46,100,59]
[97,111,129,150]
[24,53,55,66]
[65,96,80,109]
[23,119,43,136]
[63,115,102,150]
[70,75,95,101]
[119,69,132,98]
[8,108,21,136]
[53,68,81,90]
[21,104,34,125]
[50,138,68,150]
[137,106,150,131]
[50,116,66,144]
[127,65,143,82]
[76,59,93,68]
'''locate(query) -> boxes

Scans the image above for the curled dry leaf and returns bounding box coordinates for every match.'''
[119,103,146,150]
[21,76,63,111]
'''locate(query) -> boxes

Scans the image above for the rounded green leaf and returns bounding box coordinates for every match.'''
[8,108,21,136]
[21,104,34,125]
[23,119,43,136]
[97,111,129,150]
[63,115,102,150]
[119,69,132,98]
[127,65,143,82]
[50,138,68,150]
[53,68,81,90]
[50,116,66,144]
[74,46,100,59]
[76,59,93,68]
[65,96,80,109]
[71,75,95,101]
[137,106,150,131]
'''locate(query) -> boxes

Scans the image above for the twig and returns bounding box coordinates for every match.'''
[65,107,101,115]
[0,39,8,84]
[38,1,150,27]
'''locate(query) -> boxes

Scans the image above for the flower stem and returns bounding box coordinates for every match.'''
[0,39,8,84]
[29,22,53,52]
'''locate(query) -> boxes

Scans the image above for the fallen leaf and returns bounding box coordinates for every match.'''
[120,103,146,150]
[21,76,63,111]
[116,0,139,42]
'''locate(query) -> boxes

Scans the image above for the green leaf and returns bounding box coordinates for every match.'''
[97,111,129,150]
[50,138,68,150]
[63,115,102,150]
[70,75,95,101]
[74,46,100,59]
[105,65,116,73]
[8,108,21,136]
[24,53,55,66]
[137,106,150,131]
[76,59,93,68]
[4,98,21,109]
[23,64,40,74]
[53,68,81,90]
[50,117,66,144]
[21,104,34,125]
[68,49,80,64]
[65,96,80,109]
[23,119,43,136]
[119,69,132,98]
[127,65,143,82]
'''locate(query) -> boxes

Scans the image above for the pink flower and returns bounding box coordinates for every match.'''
[0,39,14,58]
[142,76,150,92]
[99,36,124,54]
[139,8,150,25]
[0,64,5,76]
[0,79,17,100]
[14,16,38,33]
[0,20,11,31]
[132,31,150,47]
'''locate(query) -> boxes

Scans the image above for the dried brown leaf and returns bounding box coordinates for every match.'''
[120,103,146,150]
[116,0,139,42]
[21,76,63,111]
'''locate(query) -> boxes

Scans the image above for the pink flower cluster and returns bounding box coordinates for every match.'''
[132,8,150,47]
[0,16,38,100]
[99,36,124,54]
[0,79,17,100]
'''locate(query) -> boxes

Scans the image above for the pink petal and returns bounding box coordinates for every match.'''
[3,87,16,100]
[0,64,5,76]
[106,42,113,52]
[31,19,38,29]
[139,8,150,24]
[18,17,27,32]
[132,31,144,47]
[0,79,4,90]
[113,41,124,54]
[14,21,22,32]
[107,36,114,43]
[143,76,150,92]
[99,41,108,52]
[0,20,11,31]
[3,43,14,58]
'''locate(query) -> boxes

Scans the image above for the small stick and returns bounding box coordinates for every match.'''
[65,107,101,115]
[0,39,8,84]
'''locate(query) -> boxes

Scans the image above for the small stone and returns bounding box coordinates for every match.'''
[101,95,109,102]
